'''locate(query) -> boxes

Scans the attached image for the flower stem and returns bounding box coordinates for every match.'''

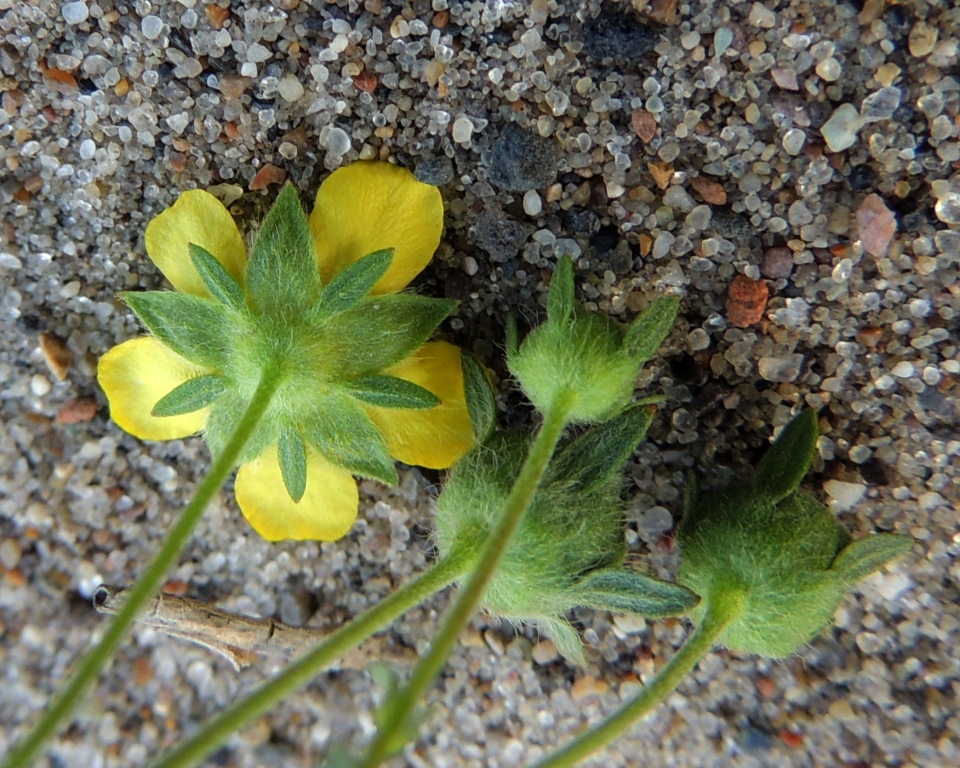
[528,591,744,768]
[149,552,470,768]
[356,392,575,768]
[5,370,283,768]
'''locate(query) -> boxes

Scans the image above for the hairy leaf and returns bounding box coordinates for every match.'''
[189,243,247,312]
[573,568,699,617]
[551,401,656,492]
[124,291,232,368]
[754,408,818,503]
[151,374,231,417]
[623,294,680,363]
[831,533,913,586]
[546,256,575,325]
[277,424,308,503]
[349,374,441,410]
[302,393,398,484]
[316,248,394,319]
[461,353,496,441]
[245,184,320,314]
[321,295,456,376]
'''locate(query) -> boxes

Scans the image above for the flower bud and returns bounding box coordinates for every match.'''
[677,409,912,658]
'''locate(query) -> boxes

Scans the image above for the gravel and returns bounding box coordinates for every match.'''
[1,1,958,767]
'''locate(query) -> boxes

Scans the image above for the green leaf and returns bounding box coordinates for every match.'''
[550,401,656,492]
[302,392,398,484]
[151,374,231,417]
[189,243,247,312]
[572,568,700,617]
[461,353,496,441]
[315,248,394,319]
[321,295,456,376]
[547,256,575,324]
[277,425,308,503]
[349,375,440,410]
[754,408,819,503]
[623,294,680,363]
[245,183,320,314]
[534,616,585,666]
[124,291,232,368]
[831,533,913,586]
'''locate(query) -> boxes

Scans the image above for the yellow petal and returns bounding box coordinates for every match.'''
[234,445,359,541]
[144,189,247,297]
[363,341,475,469]
[309,161,443,294]
[97,337,208,441]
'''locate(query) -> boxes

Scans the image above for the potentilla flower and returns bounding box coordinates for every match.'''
[98,161,475,541]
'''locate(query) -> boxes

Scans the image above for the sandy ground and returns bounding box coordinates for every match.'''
[1,1,958,766]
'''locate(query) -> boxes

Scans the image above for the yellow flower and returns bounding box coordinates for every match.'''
[98,162,475,542]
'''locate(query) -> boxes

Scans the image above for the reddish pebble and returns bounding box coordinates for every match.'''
[249,163,286,190]
[205,4,230,30]
[648,0,679,25]
[631,109,658,143]
[353,70,378,94]
[726,275,769,327]
[39,331,72,380]
[856,326,883,347]
[690,175,727,205]
[760,246,794,279]
[856,193,896,257]
[756,675,776,698]
[162,580,189,596]
[218,74,249,100]
[779,728,804,748]
[56,397,98,424]
[43,68,79,93]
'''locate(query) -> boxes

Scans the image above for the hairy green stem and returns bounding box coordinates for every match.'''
[5,371,283,768]
[528,591,744,768]
[148,552,470,768]
[356,392,575,768]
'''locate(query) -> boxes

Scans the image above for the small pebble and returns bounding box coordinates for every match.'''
[821,104,863,152]
[726,275,769,327]
[62,1,89,25]
[57,397,98,424]
[325,127,351,156]
[891,361,915,378]
[856,194,897,257]
[631,109,658,143]
[30,374,51,397]
[249,164,286,190]
[760,247,794,279]
[782,128,806,156]
[452,117,474,144]
[39,332,72,380]
[690,176,726,205]
[908,21,938,58]
[816,57,842,81]
[748,2,776,28]
[522,190,542,217]
[141,15,163,40]
[571,676,610,701]
[414,157,454,186]
[771,68,798,90]
[758,354,804,382]
[824,480,867,511]
[714,27,733,56]
[277,75,304,103]
[532,640,560,665]
[860,87,902,123]
[486,123,559,192]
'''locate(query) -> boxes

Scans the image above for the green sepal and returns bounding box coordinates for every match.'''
[349,375,440,410]
[461,353,496,441]
[151,374,232,417]
[369,663,427,760]
[245,183,320,315]
[623,294,680,364]
[302,393,398,485]
[550,401,656,492]
[277,424,308,503]
[315,248,394,319]
[124,291,232,368]
[571,568,700,617]
[189,243,247,312]
[322,295,456,376]
[754,408,818,503]
[546,256,575,325]
[534,615,585,666]
[830,534,913,586]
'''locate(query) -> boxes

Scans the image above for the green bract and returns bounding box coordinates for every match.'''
[677,409,913,658]
[507,256,679,424]
[124,184,455,492]
[436,403,698,664]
